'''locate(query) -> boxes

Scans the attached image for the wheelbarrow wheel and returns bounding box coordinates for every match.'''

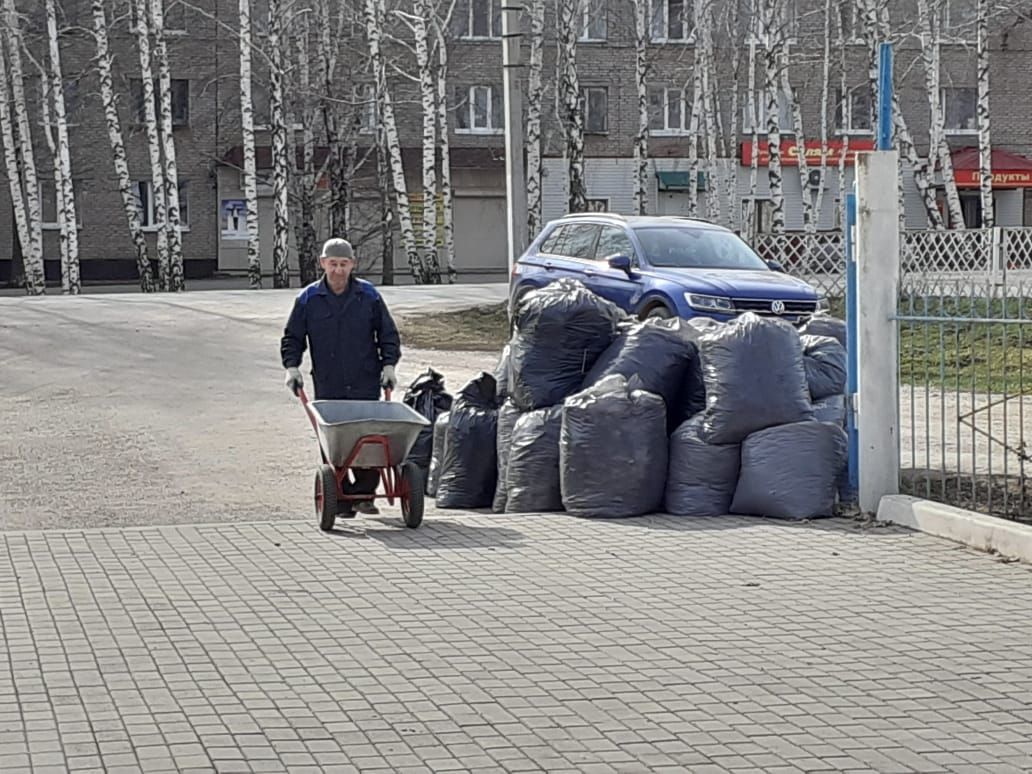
[315,464,338,532]
[400,462,425,529]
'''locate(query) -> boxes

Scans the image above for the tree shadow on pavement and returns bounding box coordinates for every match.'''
[323,516,527,550]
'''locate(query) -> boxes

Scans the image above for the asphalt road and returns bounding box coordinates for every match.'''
[0,285,506,531]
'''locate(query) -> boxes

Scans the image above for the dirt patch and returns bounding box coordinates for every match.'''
[399,302,510,352]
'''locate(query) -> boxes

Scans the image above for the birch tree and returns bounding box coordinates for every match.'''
[632,0,649,215]
[434,13,458,280]
[376,120,396,285]
[557,0,587,212]
[835,8,849,234]
[293,11,319,285]
[91,0,154,291]
[150,0,185,291]
[2,0,44,294]
[44,0,80,293]
[412,0,440,280]
[762,0,785,234]
[917,0,963,228]
[132,0,170,288]
[744,38,759,238]
[526,0,547,230]
[976,0,993,227]
[686,1,704,218]
[365,0,427,282]
[700,2,720,223]
[268,0,290,288]
[238,0,262,287]
[315,0,353,237]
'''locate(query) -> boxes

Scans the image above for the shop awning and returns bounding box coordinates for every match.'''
[951,147,1032,188]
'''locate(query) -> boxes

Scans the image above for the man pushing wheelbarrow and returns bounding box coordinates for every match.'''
[281,238,428,530]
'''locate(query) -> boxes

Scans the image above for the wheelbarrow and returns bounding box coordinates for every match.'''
[298,387,430,531]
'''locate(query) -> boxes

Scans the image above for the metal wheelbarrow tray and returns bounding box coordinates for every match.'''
[298,389,430,532]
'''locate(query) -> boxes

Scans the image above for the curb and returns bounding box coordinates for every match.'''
[877,494,1032,564]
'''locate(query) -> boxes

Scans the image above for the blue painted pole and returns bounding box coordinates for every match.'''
[844,191,859,500]
[877,42,894,151]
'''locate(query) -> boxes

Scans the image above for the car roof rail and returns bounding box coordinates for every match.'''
[562,212,626,220]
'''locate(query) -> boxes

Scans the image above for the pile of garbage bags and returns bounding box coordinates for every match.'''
[428,279,849,520]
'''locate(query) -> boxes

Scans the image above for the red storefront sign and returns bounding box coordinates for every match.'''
[740,139,877,167]
[953,169,1032,188]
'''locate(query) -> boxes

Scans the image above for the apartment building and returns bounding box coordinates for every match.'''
[2,0,1030,286]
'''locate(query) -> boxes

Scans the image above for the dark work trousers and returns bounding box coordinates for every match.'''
[343,468,380,501]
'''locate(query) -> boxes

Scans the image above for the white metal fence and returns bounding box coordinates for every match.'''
[751,227,1032,298]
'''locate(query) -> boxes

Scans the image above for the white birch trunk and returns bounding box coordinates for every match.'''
[811,0,832,228]
[724,0,743,232]
[783,69,814,232]
[745,39,759,239]
[435,17,457,281]
[294,13,319,286]
[45,0,80,293]
[976,0,993,228]
[701,5,720,224]
[917,0,962,228]
[38,64,67,288]
[684,0,703,217]
[526,0,546,230]
[414,0,440,281]
[632,0,649,216]
[557,0,586,212]
[3,0,44,293]
[376,120,395,286]
[150,0,185,291]
[133,0,170,289]
[238,0,261,287]
[365,0,425,282]
[92,0,153,291]
[0,41,42,292]
[763,0,784,234]
[268,0,290,288]
[835,8,849,235]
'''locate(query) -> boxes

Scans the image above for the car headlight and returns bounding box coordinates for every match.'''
[684,293,734,313]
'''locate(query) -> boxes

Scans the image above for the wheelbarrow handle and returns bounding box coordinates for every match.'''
[297,387,319,433]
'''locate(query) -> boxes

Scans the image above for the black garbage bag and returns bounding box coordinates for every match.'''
[800,312,847,347]
[698,312,813,444]
[437,373,500,509]
[671,317,723,426]
[665,416,740,517]
[494,343,512,401]
[402,368,453,469]
[506,405,564,513]
[801,334,847,401]
[581,318,697,424]
[812,393,846,427]
[426,411,450,497]
[509,279,625,410]
[731,421,848,520]
[492,400,522,513]
[560,375,667,518]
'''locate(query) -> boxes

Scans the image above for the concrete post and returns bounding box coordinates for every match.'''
[501,4,528,275]
[855,150,901,514]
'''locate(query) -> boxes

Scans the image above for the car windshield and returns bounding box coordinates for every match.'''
[633,227,770,270]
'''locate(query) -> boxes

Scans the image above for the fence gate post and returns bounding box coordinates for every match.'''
[855,151,901,514]
[991,226,1005,283]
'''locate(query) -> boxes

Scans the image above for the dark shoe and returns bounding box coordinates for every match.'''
[354,500,380,515]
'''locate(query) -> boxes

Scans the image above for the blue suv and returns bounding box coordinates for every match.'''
[509,214,822,324]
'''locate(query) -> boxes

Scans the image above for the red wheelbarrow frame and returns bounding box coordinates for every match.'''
[297,387,409,508]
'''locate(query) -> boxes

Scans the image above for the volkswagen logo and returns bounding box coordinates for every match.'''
[770,300,786,315]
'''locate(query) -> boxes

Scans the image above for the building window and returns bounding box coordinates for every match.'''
[357,83,376,134]
[651,0,693,42]
[454,85,503,133]
[836,2,863,43]
[40,180,84,230]
[580,0,606,41]
[164,0,187,33]
[942,0,976,38]
[586,198,610,213]
[941,87,976,133]
[742,92,793,135]
[746,0,798,43]
[465,0,501,38]
[131,78,190,127]
[648,86,688,134]
[581,87,608,133]
[134,180,190,229]
[835,85,873,134]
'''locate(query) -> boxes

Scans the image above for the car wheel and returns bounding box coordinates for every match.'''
[643,304,674,320]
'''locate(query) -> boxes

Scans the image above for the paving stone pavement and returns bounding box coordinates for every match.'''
[2,514,1032,774]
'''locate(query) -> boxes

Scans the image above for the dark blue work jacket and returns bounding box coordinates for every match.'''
[280,277,401,400]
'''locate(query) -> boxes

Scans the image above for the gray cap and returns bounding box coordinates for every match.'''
[320,238,354,259]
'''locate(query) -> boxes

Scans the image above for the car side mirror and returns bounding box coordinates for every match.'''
[607,254,633,275]
[766,260,785,272]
